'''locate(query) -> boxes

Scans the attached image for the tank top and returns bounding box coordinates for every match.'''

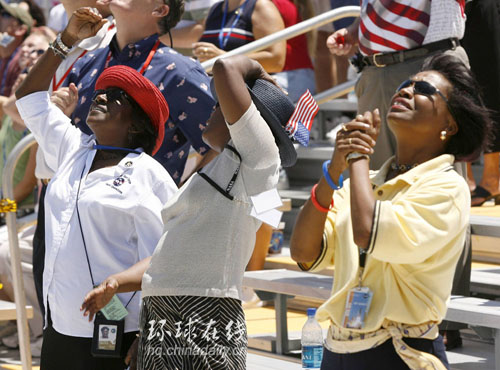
[200,0,257,51]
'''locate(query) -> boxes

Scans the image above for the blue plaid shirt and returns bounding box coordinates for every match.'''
[65,34,215,184]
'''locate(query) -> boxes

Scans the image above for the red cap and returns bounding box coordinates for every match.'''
[95,65,169,155]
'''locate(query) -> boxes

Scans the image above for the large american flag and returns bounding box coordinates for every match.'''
[285,90,319,146]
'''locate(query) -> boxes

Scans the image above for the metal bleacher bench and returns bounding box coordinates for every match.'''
[243,269,500,370]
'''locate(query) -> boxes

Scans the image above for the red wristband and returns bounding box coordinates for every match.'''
[310,184,334,213]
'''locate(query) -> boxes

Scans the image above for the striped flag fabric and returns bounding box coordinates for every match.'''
[285,90,319,146]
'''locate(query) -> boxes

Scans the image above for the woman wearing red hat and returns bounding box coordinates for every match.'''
[15,8,178,370]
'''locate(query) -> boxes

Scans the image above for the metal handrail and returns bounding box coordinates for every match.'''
[201,6,361,106]
[2,133,36,370]
[201,6,360,72]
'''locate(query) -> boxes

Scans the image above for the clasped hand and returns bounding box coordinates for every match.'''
[330,109,381,173]
[62,6,107,46]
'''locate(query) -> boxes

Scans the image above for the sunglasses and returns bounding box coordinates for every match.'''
[92,88,134,106]
[396,79,450,104]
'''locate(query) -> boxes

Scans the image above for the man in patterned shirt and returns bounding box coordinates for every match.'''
[65,0,215,183]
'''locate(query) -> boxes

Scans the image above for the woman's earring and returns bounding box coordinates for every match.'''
[440,130,447,141]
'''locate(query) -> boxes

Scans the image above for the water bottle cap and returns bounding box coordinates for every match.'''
[307,308,316,317]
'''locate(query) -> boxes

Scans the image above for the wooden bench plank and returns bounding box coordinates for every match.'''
[244,269,331,301]
[246,268,500,301]
[0,301,33,321]
[470,215,500,238]
[446,296,500,330]
[470,268,500,296]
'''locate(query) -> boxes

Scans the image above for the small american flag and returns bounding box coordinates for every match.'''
[285,90,319,146]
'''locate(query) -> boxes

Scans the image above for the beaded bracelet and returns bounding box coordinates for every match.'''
[322,160,343,190]
[310,184,334,213]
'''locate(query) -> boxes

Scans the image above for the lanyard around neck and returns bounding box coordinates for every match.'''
[104,39,160,75]
[219,0,249,49]
[93,144,142,155]
[198,144,241,201]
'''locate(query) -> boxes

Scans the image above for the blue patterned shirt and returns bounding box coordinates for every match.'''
[65,34,215,184]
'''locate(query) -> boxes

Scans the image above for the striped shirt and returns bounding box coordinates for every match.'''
[358,0,465,55]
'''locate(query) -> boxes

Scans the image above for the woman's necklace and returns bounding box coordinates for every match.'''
[390,161,419,173]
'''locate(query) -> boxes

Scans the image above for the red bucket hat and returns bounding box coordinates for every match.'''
[95,65,169,155]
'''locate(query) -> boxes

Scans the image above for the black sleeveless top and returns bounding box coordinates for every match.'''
[200,0,258,51]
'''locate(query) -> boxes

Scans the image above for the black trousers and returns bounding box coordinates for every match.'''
[32,184,46,320]
[320,335,449,370]
[41,323,137,370]
[41,304,137,370]
[462,0,500,152]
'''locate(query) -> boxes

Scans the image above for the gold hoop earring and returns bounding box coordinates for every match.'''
[440,130,447,141]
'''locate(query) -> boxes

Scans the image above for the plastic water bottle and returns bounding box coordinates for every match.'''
[301,308,324,369]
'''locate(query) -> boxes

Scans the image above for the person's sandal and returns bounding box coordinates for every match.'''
[471,185,500,207]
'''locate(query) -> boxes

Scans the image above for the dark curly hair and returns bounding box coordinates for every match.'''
[157,0,185,35]
[421,53,493,161]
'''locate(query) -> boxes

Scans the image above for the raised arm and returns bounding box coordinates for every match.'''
[212,55,278,124]
[16,7,106,99]
[81,256,152,321]
[290,111,379,263]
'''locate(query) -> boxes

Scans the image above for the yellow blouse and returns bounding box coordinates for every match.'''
[300,154,470,332]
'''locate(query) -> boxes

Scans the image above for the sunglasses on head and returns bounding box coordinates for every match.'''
[396,79,450,105]
[92,88,134,106]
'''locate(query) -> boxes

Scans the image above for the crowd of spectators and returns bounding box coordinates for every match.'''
[0,0,496,368]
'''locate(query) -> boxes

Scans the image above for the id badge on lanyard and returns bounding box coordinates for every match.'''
[342,248,373,329]
[91,312,124,358]
[90,290,134,358]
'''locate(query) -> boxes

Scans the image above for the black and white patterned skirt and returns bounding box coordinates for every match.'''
[138,295,247,370]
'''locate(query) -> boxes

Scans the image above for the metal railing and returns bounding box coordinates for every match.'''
[201,6,360,72]
[3,134,36,370]
[201,6,360,105]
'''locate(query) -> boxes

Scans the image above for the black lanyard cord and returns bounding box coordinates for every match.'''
[198,144,242,201]
[76,166,95,286]
[75,164,136,309]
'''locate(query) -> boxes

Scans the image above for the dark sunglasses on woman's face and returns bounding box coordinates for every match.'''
[92,89,133,106]
[396,79,450,104]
